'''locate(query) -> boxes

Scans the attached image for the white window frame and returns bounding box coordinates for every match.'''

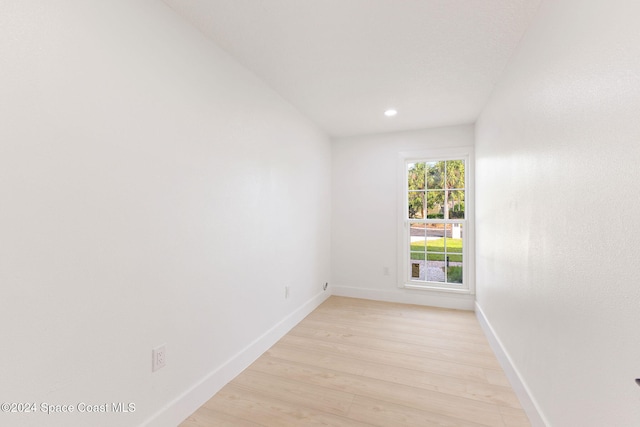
[397,147,475,294]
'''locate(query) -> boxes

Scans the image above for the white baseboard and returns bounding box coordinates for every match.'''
[474,302,548,427]
[142,290,331,427]
[332,285,475,310]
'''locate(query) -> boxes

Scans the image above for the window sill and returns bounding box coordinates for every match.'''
[402,282,473,295]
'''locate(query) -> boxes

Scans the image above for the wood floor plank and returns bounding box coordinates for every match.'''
[227,346,505,425]
[316,297,483,328]
[277,334,490,382]
[231,369,355,416]
[499,406,532,427]
[347,395,490,427]
[360,362,522,408]
[294,318,496,355]
[289,325,502,370]
[264,343,368,376]
[179,297,530,427]
[307,310,489,344]
[307,308,485,336]
[484,368,513,388]
[260,349,521,409]
[204,385,371,427]
[180,405,264,427]
[323,297,478,324]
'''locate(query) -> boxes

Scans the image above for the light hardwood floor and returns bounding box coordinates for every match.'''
[180,296,530,427]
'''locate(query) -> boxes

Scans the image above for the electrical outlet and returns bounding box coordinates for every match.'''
[383,267,390,276]
[152,344,166,372]
[285,286,290,299]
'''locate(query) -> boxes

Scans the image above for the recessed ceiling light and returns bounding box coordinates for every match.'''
[384,109,397,117]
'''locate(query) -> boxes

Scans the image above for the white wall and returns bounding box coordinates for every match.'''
[0,1,331,426]
[331,126,475,309]
[475,0,640,425]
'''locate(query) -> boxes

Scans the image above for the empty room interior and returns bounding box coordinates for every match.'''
[2,1,639,426]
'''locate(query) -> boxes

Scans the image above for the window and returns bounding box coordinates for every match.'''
[398,150,473,293]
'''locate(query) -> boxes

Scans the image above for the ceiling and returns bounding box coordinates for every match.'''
[163,0,541,138]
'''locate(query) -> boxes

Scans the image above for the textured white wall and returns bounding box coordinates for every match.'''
[331,125,475,309]
[476,0,640,425]
[0,1,330,426]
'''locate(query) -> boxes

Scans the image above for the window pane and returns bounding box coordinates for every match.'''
[426,161,444,190]
[445,224,463,256]
[410,252,425,261]
[426,253,445,282]
[425,224,445,254]
[426,191,444,218]
[445,160,465,189]
[407,162,425,190]
[408,191,425,219]
[410,222,426,248]
[447,261,463,284]
[410,260,423,279]
[447,190,465,219]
